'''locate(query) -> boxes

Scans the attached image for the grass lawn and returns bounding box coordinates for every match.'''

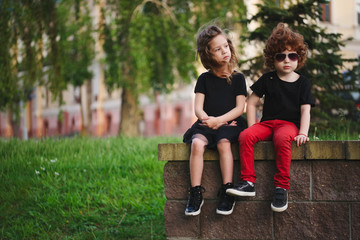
[0,136,181,239]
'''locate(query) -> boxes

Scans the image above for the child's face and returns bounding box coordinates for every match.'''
[274,49,298,75]
[209,35,231,65]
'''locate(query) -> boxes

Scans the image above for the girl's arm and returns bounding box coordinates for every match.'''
[194,92,208,121]
[294,104,311,146]
[202,94,246,129]
[246,92,260,127]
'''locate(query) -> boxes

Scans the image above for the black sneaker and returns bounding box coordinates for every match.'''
[226,181,255,197]
[216,183,235,215]
[271,187,288,212]
[185,185,205,216]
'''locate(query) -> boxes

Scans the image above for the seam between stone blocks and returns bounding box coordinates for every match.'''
[350,203,353,240]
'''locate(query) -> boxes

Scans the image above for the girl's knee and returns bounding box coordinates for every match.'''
[191,138,207,153]
[217,139,231,152]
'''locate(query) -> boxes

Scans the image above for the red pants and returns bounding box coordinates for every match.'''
[238,120,298,189]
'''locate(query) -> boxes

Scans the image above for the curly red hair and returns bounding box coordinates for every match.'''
[264,23,308,70]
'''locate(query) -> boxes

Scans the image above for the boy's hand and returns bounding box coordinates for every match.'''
[294,134,309,147]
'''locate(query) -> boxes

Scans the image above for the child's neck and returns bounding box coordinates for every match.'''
[276,71,299,82]
[212,65,232,78]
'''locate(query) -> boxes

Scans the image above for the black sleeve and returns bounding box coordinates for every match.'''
[233,73,247,97]
[300,76,315,107]
[194,73,206,94]
[250,74,266,98]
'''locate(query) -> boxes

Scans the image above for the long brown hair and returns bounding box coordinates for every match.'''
[196,25,238,83]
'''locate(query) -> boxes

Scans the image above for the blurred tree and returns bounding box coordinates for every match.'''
[239,0,360,134]
[0,0,94,136]
[102,0,247,137]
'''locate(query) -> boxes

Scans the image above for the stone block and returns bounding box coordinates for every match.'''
[201,201,273,239]
[305,141,345,159]
[164,200,200,238]
[253,141,304,160]
[313,161,360,201]
[275,203,350,239]
[158,143,190,161]
[353,203,360,240]
[159,141,306,162]
[164,160,311,201]
[254,141,275,160]
[163,161,190,199]
[289,161,311,200]
[346,141,360,160]
[160,141,360,240]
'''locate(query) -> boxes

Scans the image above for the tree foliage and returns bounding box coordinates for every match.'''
[102,0,247,136]
[239,0,360,134]
[103,0,246,94]
[0,0,94,110]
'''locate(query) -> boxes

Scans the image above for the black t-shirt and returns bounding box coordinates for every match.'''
[250,71,315,128]
[194,71,247,122]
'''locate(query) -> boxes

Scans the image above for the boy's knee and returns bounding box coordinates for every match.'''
[273,134,293,146]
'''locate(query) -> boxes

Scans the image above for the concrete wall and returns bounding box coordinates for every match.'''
[158,141,360,240]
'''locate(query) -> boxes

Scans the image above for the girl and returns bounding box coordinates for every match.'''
[183,25,247,216]
[227,23,315,212]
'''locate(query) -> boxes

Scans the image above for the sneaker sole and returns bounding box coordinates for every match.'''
[226,189,255,197]
[185,200,204,216]
[271,202,288,212]
[216,201,235,215]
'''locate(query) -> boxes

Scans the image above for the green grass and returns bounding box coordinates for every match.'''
[1,133,358,239]
[0,136,181,240]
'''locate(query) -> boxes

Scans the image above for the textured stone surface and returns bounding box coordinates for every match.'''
[288,161,311,200]
[275,203,350,240]
[313,161,360,201]
[305,141,345,159]
[346,141,360,160]
[164,160,311,201]
[164,200,200,238]
[201,202,273,240]
[353,203,360,239]
[158,143,190,161]
[159,141,305,161]
[163,161,190,199]
[161,141,360,240]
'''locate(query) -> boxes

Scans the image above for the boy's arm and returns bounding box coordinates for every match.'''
[246,92,260,127]
[294,104,311,147]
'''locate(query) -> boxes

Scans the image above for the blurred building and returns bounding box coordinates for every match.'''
[1,0,359,139]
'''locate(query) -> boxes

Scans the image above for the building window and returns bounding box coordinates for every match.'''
[155,108,160,135]
[321,2,331,22]
[174,107,182,127]
[106,114,112,134]
[44,120,49,137]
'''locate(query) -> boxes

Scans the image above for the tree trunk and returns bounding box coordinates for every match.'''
[80,81,92,136]
[119,88,138,137]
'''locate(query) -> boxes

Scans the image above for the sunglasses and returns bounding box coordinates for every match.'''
[275,53,299,62]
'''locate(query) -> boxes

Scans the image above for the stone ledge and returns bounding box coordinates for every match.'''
[160,140,360,240]
[158,141,360,161]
